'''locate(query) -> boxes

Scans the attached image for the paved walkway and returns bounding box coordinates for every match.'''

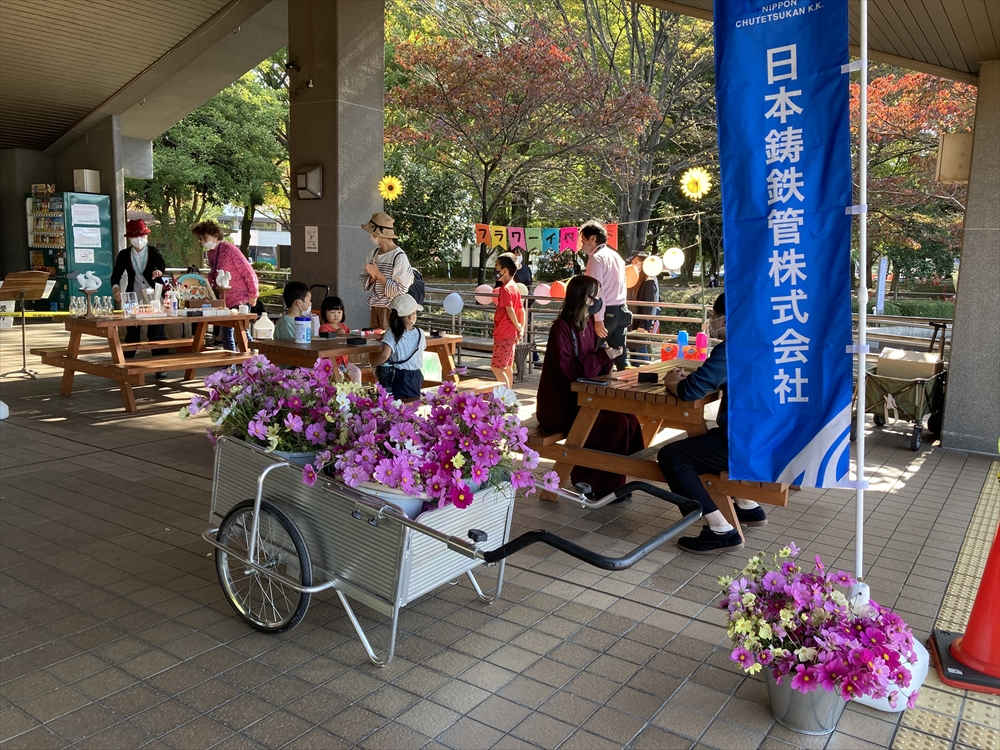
[1,323,996,749]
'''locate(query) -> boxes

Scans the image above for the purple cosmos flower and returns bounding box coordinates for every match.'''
[731,647,756,670]
[469,464,489,485]
[248,419,268,440]
[305,423,327,445]
[761,571,785,592]
[521,448,540,470]
[510,469,535,490]
[832,570,856,587]
[283,413,304,433]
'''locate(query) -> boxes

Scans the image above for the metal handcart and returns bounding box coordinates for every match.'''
[203,437,701,666]
[852,369,946,451]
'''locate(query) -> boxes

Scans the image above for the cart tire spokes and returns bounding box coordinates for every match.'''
[910,424,922,451]
[216,499,312,633]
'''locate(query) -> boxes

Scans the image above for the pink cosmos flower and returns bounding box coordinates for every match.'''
[450,482,474,509]
[731,647,756,669]
[541,471,560,492]
[302,464,318,487]
[522,449,540,470]
[790,664,820,693]
[305,423,327,445]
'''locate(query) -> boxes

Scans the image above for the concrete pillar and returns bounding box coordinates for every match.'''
[942,60,1000,455]
[54,115,126,247]
[0,148,56,276]
[287,0,384,323]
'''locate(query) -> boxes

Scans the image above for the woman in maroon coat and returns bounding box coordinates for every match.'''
[536,275,644,498]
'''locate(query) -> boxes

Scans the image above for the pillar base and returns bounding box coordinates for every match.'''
[929,629,1000,695]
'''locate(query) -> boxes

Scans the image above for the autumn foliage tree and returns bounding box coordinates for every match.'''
[850,68,976,289]
[388,21,655,282]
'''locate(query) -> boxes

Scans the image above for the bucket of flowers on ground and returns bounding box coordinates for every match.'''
[720,544,922,735]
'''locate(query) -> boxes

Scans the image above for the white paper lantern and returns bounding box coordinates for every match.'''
[642,255,664,277]
[663,247,685,271]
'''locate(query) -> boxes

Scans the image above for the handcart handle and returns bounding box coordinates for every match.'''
[480,481,702,570]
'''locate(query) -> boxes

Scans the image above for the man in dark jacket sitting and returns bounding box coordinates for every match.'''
[657,294,767,554]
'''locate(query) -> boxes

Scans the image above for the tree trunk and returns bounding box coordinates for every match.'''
[240,205,255,257]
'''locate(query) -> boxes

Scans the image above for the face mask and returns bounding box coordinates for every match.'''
[588,297,603,315]
[130,237,147,250]
[709,315,726,337]
[203,240,218,250]
[370,234,380,246]
[495,271,503,282]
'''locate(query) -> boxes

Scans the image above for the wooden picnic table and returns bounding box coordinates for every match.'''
[529,357,791,540]
[32,312,256,412]
[534,359,717,490]
[254,333,463,384]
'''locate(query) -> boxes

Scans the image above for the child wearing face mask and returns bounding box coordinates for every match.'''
[191,219,259,351]
[318,296,363,383]
[491,253,524,388]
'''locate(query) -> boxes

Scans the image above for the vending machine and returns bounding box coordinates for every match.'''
[26,192,114,310]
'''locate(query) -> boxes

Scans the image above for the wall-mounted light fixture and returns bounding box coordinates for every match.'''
[296,165,322,199]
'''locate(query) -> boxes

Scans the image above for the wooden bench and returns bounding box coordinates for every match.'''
[456,378,505,394]
[457,336,494,354]
[31,338,197,357]
[527,425,788,542]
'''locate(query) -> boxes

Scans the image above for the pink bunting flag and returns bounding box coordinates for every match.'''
[559,227,579,253]
[606,223,619,250]
[507,227,526,251]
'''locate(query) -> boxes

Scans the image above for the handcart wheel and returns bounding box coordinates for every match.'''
[216,500,312,633]
[874,414,886,427]
[910,424,922,451]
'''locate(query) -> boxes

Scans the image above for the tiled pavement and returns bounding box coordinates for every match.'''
[1,323,998,749]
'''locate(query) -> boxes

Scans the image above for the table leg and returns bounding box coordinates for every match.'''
[709,490,744,543]
[186,322,208,380]
[234,321,249,353]
[639,417,664,448]
[541,406,600,501]
[59,330,82,395]
[439,345,459,382]
[107,328,138,413]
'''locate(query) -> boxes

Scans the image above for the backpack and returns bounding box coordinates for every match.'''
[408,268,425,305]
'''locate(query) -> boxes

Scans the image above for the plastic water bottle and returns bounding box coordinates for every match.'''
[677,330,688,358]
[695,332,709,360]
[294,316,312,343]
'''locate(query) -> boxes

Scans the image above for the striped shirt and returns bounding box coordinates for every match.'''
[585,245,627,321]
[359,246,413,307]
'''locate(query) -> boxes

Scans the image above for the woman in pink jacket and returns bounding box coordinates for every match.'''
[191,220,259,350]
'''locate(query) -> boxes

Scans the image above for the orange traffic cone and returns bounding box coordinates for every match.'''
[929,521,1000,694]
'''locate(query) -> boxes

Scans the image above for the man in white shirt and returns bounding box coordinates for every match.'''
[582,220,630,370]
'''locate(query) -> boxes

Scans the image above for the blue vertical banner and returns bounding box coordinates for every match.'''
[714,0,854,487]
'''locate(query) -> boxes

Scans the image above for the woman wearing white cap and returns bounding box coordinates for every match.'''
[359,212,413,331]
[369,293,426,399]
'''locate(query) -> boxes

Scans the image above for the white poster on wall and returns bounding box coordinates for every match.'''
[70,204,100,225]
[73,227,102,248]
[305,226,318,253]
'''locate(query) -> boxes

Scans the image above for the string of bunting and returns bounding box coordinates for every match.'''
[473,211,707,255]
[474,224,615,254]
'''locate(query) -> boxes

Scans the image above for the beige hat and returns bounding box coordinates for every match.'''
[361,212,398,239]
[390,293,422,317]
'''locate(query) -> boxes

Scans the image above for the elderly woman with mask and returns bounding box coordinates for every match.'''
[111,220,168,375]
[191,220,258,351]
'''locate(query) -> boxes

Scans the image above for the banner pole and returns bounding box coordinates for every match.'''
[854,0,870,585]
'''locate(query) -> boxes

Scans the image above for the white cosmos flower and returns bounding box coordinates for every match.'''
[493,385,518,407]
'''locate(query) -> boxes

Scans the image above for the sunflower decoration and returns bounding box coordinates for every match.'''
[680,167,713,201]
[378,175,403,202]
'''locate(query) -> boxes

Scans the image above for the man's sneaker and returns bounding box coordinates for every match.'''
[735,505,768,527]
[678,526,744,555]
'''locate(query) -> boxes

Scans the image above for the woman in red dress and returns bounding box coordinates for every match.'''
[536,275,643,498]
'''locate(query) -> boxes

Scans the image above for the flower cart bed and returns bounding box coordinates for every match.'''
[204,437,515,666]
